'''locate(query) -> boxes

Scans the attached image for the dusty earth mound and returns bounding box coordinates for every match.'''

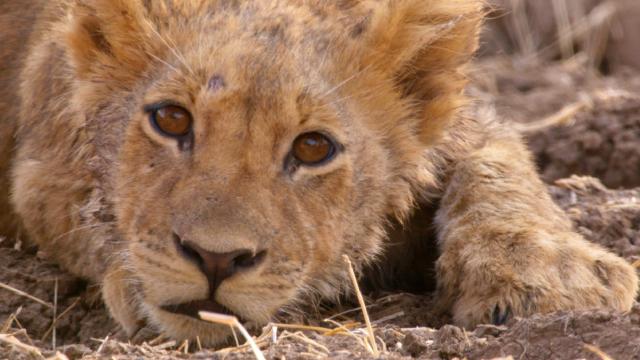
[471,58,640,189]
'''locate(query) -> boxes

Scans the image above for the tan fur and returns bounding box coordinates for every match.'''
[0,0,636,345]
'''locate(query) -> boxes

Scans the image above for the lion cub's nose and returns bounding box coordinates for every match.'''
[174,234,266,296]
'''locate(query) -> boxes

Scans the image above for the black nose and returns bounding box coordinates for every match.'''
[174,234,266,297]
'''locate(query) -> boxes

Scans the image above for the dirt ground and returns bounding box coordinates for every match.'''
[3,2,640,358]
[470,57,640,189]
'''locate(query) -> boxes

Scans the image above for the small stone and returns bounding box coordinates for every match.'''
[402,332,430,356]
[435,325,469,358]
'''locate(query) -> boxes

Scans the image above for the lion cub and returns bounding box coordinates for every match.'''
[0,0,636,345]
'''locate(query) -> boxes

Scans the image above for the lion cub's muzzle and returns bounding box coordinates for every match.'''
[161,234,267,320]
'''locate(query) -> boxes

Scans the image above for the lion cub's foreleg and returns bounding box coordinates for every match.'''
[434,128,638,327]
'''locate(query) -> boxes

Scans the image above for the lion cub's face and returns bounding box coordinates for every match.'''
[67,0,480,344]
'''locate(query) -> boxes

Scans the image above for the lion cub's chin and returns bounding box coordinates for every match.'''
[143,303,263,346]
[102,265,263,346]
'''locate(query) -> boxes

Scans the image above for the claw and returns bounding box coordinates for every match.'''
[491,304,512,325]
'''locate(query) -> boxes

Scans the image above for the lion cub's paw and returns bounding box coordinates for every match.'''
[446,233,638,328]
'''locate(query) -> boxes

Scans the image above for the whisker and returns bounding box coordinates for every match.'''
[146,51,180,73]
[142,17,195,76]
[320,64,373,99]
[49,222,115,244]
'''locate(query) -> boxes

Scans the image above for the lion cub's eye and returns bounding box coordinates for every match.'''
[149,105,193,138]
[291,132,336,165]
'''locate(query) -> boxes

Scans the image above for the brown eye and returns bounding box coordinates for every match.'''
[292,132,337,165]
[149,105,192,137]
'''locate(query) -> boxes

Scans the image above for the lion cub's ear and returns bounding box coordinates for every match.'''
[360,0,484,143]
[65,0,151,80]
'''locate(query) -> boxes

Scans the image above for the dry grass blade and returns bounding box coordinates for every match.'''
[41,297,81,341]
[230,325,240,347]
[0,333,45,359]
[552,0,574,59]
[323,318,370,349]
[584,344,614,360]
[147,334,166,346]
[372,311,405,325]
[177,340,189,354]
[153,340,177,350]
[510,0,536,57]
[279,331,330,354]
[0,281,54,308]
[46,352,70,360]
[199,311,266,360]
[343,255,380,357]
[1,312,16,334]
[517,87,640,134]
[52,278,58,349]
[95,335,109,354]
[515,99,590,134]
[269,323,336,334]
[196,336,203,352]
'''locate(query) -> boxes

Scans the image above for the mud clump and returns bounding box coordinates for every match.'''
[529,96,640,189]
[552,176,640,263]
[468,305,640,360]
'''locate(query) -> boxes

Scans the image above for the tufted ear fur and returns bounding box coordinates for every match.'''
[362,0,485,143]
[65,0,152,81]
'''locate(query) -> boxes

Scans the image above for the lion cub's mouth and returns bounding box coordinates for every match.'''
[161,299,239,321]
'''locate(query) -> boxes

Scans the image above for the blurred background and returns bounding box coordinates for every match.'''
[483,0,640,72]
[468,0,640,190]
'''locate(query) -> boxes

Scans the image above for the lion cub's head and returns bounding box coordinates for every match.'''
[64,0,482,344]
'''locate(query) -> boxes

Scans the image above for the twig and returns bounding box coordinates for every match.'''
[199,311,266,360]
[1,312,16,333]
[515,99,590,133]
[230,325,240,347]
[324,319,371,351]
[269,323,336,334]
[0,281,54,308]
[0,333,45,359]
[323,319,360,336]
[196,336,203,352]
[52,279,58,349]
[584,344,614,360]
[46,352,70,360]
[343,255,380,357]
[153,340,177,350]
[95,335,109,354]
[177,340,189,354]
[41,297,81,341]
[271,325,278,343]
[10,314,34,347]
[148,334,166,346]
[372,311,405,325]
